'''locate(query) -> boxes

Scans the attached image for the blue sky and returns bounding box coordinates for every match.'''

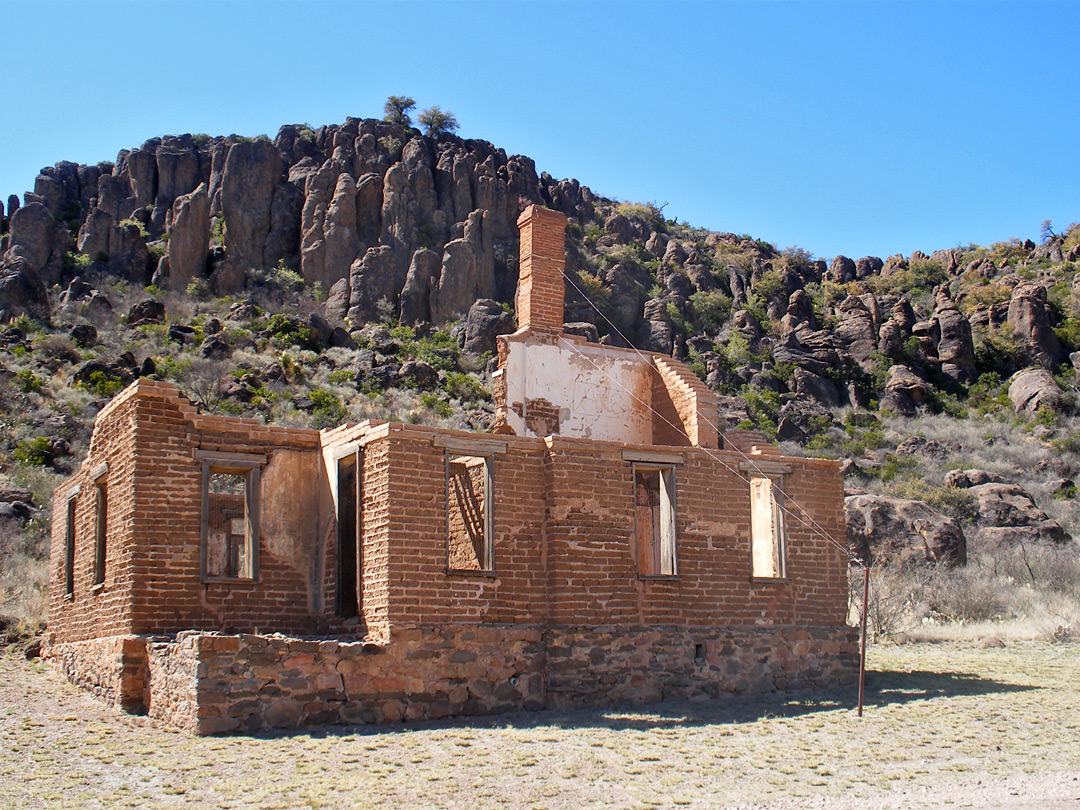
[2,1,1078,260]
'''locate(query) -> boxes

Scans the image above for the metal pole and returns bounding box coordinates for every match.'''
[857,562,869,718]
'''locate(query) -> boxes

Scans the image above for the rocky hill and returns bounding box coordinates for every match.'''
[1,115,1079,640]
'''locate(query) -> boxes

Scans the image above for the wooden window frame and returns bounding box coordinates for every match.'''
[749,474,788,581]
[632,463,679,579]
[91,464,108,590]
[64,487,79,598]
[444,451,495,576]
[198,452,262,584]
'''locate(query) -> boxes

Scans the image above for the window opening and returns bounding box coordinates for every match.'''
[93,479,107,587]
[750,475,786,578]
[446,454,493,572]
[336,454,360,617]
[200,457,260,582]
[635,466,677,576]
[64,496,76,596]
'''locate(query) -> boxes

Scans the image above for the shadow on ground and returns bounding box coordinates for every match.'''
[255,669,1036,741]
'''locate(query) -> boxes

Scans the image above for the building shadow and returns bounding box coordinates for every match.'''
[255,668,1035,740]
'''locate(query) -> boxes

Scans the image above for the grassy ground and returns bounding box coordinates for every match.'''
[2,640,1078,809]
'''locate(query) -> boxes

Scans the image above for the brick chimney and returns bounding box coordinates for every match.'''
[516,205,568,332]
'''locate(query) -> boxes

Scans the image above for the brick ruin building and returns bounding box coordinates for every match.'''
[44,205,857,734]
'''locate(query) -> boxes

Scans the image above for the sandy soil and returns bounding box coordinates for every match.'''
[1,641,1077,809]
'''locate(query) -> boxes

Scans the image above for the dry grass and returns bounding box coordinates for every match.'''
[1,642,1078,809]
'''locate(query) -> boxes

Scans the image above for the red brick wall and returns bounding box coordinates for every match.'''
[50,383,847,646]
[516,205,568,332]
[367,426,847,632]
[48,392,139,642]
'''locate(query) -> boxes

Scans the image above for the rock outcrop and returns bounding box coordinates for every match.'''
[846,493,967,567]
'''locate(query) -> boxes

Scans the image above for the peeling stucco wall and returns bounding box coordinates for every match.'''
[501,339,653,443]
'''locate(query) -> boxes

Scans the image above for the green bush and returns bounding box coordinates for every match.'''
[308,389,348,429]
[689,290,732,335]
[442,371,488,402]
[420,392,453,417]
[79,371,125,397]
[14,370,44,394]
[266,314,318,351]
[14,437,52,467]
[118,218,150,239]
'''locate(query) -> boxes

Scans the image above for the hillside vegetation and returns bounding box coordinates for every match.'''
[1,114,1078,642]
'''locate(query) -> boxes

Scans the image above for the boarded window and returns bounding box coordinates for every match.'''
[200,457,260,582]
[635,466,677,576]
[64,496,77,596]
[93,479,107,587]
[750,476,786,578]
[446,454,492,572]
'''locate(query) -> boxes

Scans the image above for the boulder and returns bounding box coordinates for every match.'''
[833,295,877,371]
[846,493,966,567]
[1008,282,1064,368]
[563,322,599,343]
[430,209,495,325]
[878,319,904,361]
[1008,367,1062,414]
[3,202,63,285]
[880,364,929,416]
[0,266,50,322]
[165,182,210,290]
[346,245,397,325]
[602,262,650,339]
[399,248,441,324]
[459,298,514,355]
[854,256,884,280]
[934,299,976,385]
[107,219,151,282]
[792,367,842,408]
[894,435,961,459]
[968,482,1069,544]
[324,278,350,322]
[398,360,439,390]
[827,255,856,283]
[776,398,835,444]
[319,173,362,288]
[943,469,1012,489]
[126,299,165,327]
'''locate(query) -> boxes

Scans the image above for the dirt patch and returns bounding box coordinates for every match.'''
[2,641,1078,809]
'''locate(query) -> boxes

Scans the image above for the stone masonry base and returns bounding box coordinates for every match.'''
[44,624,858,735]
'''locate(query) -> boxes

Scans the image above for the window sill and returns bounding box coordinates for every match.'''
[444,568,498,578]
[90,583,105,594]
[750,577,791,585]
[638,574,681,581]
[201,577,259,586]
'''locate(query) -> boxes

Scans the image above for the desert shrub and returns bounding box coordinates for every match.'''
[14,370,44,394]
[442,371,487,402]
[850,561,933,641]
[974,324,1026,376]
[186,278,211,299]
[927,564,1016,623]
[14,437,52,467]
[265,314,318,351]
[420,392,453,417]
[118,218,150,239]
[739,386,781,439]
[615,201,666,232]
[271,260,304,292]
[689,290,732,335]
[78,370,125,397]
[308,389,348,429]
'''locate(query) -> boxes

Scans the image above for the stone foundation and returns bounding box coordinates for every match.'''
[41,634,148,713]
[50,624,857,734]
